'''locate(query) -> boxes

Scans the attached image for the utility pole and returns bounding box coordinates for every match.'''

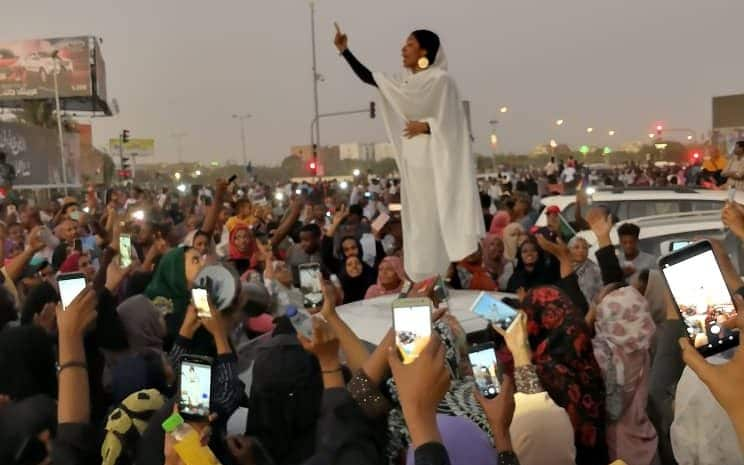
[232,113,251,166]
[171,132,187,164]
[309,0,321,171]
[51,51,68,195]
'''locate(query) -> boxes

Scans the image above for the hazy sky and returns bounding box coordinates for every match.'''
[3,0,743,165]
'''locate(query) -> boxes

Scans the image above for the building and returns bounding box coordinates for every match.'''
[290,144,340,162]
[373,142,396,160]
[339,142,375,161]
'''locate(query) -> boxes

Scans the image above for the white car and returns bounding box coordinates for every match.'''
[575,210,743,270]
[535,186,734,227]
[18,51,73,85]
[336,289,515,344]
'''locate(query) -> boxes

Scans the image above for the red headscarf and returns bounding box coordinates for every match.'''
[228,225,256,260]
[488,211,511,238]
[59,252,81,273]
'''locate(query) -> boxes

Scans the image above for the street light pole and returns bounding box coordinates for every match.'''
[309,0,321,165]
[232,113,251,166]
[171,132,187,164]
[51,51,68,195]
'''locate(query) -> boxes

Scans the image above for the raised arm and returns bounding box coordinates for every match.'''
[269,197,304,249]
[334,23,377,87]
[201,178,229,235]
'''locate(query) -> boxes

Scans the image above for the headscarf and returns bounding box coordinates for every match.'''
[568,236,602,305]
[339,256,377,304]
[144,247,189,339]
[228,224,256,260]
[481,235,504,276]
[456,258,497,291]
[117,294,166,354]
[510,392,576,465]
[505,238,558,292]
[488,211,510,237]
[20,281,59,325]
[593,286,657,464]
[503,286,608,465]
[364,256,406,299]
[502,222,525,261]
[59,251,81,273]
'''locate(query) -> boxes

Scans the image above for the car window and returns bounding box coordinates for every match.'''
[627,200,681,218]
[690,200,723,212]
[639,229,723,257]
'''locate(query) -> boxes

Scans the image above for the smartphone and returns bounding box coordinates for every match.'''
[299,263,324,308]
[73,238,83,253]
[57,273,86,310]
[433,275,449,303]
[178,355,213,421]
[392,298,433,364]
[119,234,132,268]
[389,203,402,213]
[371,212,390,233]
[470,292,518,330]
[192,288,211,319]
[660,240,739,356]
[228,174,238,184]
[468,342,500,399]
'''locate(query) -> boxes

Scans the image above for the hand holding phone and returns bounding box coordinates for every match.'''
[468,343,500,399]
[119,234,133,268]
[661,240,739,357]
[299,263,324,309]
[178,356,213,421]
[392,298,433,364]
[470,292,518,330]
[57,273,87,310]
[192,288,212,319]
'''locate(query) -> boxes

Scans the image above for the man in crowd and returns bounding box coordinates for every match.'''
[723,140,744,192]
[617,222,656,279]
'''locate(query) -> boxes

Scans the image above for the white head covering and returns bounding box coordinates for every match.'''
[510,392,576,465]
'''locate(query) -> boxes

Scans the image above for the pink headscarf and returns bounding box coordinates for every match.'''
[364,256,406,299]
[488,211,511,238]
[594,285,657,464]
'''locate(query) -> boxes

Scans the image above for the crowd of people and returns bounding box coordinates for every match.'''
[0,154,743,465]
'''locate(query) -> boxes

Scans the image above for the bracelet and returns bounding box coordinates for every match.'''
[58,361,87,373]
[321,366,342,374]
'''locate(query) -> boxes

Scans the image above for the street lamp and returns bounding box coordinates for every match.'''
[499,106,509,113]
[687,135,694,141]
[490,133,498,146]
[549,139,558,148]
[608,130,616,136]
[586,127,594,134]
[352,168,361,177]
[232,113,252,166]
[174,172,181,180]
[648,133,655,139]
[51,50,68,194]
[194,170,202,177]
[555,119,564,126]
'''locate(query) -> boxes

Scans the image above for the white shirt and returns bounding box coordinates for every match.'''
[561,166,576,183]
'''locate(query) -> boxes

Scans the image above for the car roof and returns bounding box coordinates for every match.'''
[336,289,516,343]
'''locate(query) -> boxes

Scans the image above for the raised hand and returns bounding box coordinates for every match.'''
[334,22,348,52]
[491,311,531,367]
[404,121,429,139]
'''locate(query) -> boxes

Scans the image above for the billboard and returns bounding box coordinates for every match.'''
[109,138,155,158]
[0,36,92,101]
[0,122,81,188]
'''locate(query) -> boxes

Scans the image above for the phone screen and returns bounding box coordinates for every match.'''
[179,359,212,420]
[662,245,738,354]
[371,212,390,232]
[471,292,518,329]
[468,345,500,399]
[192,288,211,319]
[58,275,86,310]
[119,234,132,268]
[393,302,432,364]
[299,264,323,308]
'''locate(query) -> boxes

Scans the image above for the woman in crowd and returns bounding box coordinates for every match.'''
[455,245,498,291]
[338,255,377,304]
[568,236,602,304]
[502,222,527,262]
[593,285,658,464]
[228,224,257,276]
[481,234,514,291]
[489,210,511,237]
[365,256,407,299]
[506,237,559,293]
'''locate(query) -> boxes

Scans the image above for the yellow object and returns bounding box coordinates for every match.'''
[609,461,629,465]
[173,428,221,465]
[417,57,429,69]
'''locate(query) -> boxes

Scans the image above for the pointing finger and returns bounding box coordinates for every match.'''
[334,22,341,34]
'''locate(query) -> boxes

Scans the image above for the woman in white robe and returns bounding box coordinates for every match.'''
[335,25,484,280]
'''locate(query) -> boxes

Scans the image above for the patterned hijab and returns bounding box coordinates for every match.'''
[511,286,608,465]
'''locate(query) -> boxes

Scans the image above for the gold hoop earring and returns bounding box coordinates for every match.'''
[417,57,429,70]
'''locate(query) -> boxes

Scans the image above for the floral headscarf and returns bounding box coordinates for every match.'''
[506,285,608,465]
[364,256,407,299]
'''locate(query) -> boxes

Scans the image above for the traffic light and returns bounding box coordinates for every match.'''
[692,151,701,161]
[369,101,376,119]
[122,129,130,144]
[308,160,317,175]
[655,124,663,137]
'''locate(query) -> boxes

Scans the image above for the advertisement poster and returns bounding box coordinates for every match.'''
[0,36,92,101]
[109,138,155,158]
[0,122,80,188]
